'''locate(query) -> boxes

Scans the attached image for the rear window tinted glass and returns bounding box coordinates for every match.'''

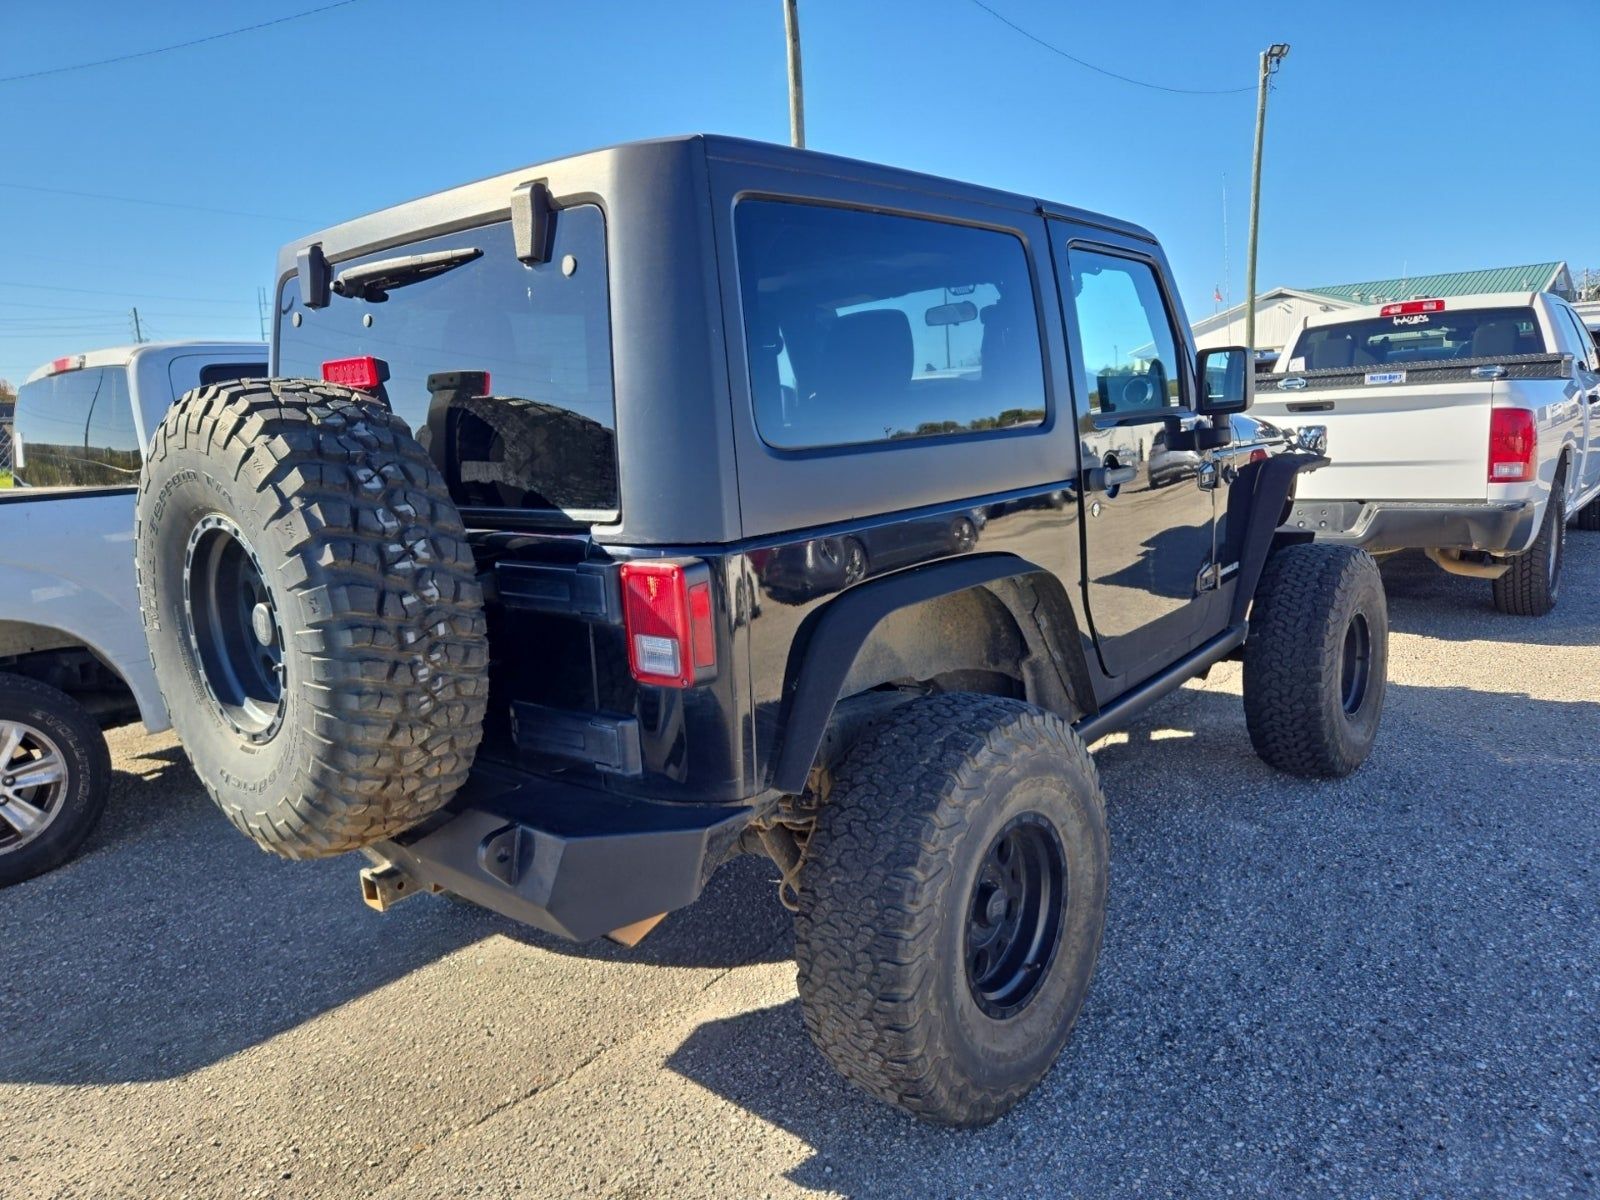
[277,209,616,517]
[735,201,1046,450]
[14,366,137,487]
[1290,306,1546,370]
[197,362,266,387]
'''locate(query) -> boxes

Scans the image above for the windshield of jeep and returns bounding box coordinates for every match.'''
[1287,306,1546,371]
[276,208,617,522]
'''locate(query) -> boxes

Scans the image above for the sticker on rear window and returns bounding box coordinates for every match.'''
[1364,370,1406,386]
[1391,313,1431,327]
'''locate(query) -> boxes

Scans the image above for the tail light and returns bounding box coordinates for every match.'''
[1488,409,1536,482]
[321,356,385,391]
[1248,448,1269,464]
[619,561,717,688]
[47,355,84,376]
[1379,300,1445,317]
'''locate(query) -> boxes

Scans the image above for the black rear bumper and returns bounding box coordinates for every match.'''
[369,767,758,942]
[1281,499,1538,554]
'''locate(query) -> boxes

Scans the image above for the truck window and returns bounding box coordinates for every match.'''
[197,362,267,387]
[13,366,107,487]
[1063,249,1184,418]
[1289,307,1547,370]
[734,200,1047,450]
[277,210,617,518]
[80,368,142,484]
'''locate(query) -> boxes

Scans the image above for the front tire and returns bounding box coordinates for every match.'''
[1492,492,1565,616]
[1243,543,1387,779]
[0,675,110,887]
[794,694,1109,1127]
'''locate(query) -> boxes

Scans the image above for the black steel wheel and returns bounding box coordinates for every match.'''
[1339,612,1372,716]
[795,693,1108,1127]
[183,514,285,743]
[964,813,1067,1019]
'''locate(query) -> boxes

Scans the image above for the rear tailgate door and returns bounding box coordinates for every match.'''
[1254,368,1494,501]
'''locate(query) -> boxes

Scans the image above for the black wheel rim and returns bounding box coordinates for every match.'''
[964,812,1067,1019]
[183,514,286,743]
[1339,612,1372,716]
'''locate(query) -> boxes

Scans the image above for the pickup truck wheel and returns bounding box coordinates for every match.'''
[0,674,110,887]
[794,693,1108,1127]
[1243,543,1387,779]
[136,379,488,860]
[1492,491,1565,616]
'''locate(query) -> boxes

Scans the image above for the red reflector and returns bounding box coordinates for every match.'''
[1379,299,1445,316]
[1248,448,1269,464]
[321,356,383,390]
[1488,408,1536,482]
[619,561,717,688]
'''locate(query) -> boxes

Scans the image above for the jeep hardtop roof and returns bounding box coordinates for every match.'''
[273,133,1157,284]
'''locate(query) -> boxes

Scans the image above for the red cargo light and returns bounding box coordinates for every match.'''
[1488,408,1536,482]
[321,356,384,391]
[47,355,83,376]
[1379,299,1445,316]
[619,561,717,688]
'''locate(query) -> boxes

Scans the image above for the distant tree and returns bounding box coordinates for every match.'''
[0,378,14,404]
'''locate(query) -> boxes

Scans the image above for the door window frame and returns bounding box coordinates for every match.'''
[1055,237,1195,427]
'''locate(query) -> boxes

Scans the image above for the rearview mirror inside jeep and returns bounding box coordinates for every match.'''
[1196,346,1253,416]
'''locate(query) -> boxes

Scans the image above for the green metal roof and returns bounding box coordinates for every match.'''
[1304,262,1566,305]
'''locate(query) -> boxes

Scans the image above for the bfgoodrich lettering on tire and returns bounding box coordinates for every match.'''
[1243,542,1387,778]
[794,693,1109,1127]
[136,379,488,859]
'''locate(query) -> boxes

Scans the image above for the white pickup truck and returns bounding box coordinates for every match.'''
[1,341,265,885]
[1255,291,1600,615]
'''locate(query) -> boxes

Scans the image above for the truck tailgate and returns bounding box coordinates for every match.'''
[1255,373,1493,502]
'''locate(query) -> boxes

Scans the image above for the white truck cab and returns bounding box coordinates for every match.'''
[1253,291,1600,615]
[2,341,265,886]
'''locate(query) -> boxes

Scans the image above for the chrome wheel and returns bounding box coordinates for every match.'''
[0,721,69,854]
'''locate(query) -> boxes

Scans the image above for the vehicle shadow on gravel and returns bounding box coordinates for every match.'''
[0,738,791,1087]
[1378,542,1600,646]
[668,680,1600,1197]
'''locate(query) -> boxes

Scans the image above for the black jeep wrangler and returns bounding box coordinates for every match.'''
[135,135,1387,1127]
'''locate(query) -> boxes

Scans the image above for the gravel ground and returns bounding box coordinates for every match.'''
[4,547,1598,1199]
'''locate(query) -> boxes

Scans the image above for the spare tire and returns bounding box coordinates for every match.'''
[136,379,488,859]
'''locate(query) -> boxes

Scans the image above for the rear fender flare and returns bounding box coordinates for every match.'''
[767,553,1093,795]
[1228,451,1331,627]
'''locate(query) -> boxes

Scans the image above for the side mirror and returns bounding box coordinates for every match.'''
[1196,346,1253,416]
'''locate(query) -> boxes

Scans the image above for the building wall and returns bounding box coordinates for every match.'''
[1192,294,1350,357]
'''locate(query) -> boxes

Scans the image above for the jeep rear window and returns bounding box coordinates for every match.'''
[1289,306,1546,370]
[276,208,617,519]
[734,201,1047,450]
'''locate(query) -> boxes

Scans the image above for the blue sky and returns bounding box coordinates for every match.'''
[2,0,1595,386]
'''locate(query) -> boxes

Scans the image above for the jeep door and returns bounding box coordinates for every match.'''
[1048,226,1216,680]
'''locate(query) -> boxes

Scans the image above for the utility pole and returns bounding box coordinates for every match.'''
[1244,43,1289,358]
[257,287,270,341]
[130,307,145,344]
[783,0,805,149]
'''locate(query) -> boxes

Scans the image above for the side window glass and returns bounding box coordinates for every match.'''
[735,201,1047,450]
[82,368,141,483]
[13,367,104,487]
[1067,249,1183,417]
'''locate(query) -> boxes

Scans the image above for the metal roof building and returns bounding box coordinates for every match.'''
[1194,261,1576,357]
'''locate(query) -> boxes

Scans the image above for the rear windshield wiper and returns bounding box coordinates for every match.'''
[332,246,482,302]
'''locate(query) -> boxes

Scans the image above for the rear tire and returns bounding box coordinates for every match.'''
[1492,490,1565,616]
[1243,543,1387,779]
[794,694,1109,1127]
[0,675,110,887]
[136,379,488,859]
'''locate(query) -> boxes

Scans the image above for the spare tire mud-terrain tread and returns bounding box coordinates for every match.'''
[1243,543,1387,779]
[136,379,488,859]
[1492,490,1565,616]
[794,693,1109,1127]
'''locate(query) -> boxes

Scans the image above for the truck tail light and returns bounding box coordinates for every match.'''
[1488,409,1536,482]
[321,356,385,391]
[47,355,84,376]
[620,561,717,688]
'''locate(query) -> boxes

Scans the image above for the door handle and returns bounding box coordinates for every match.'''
[1084,464,1137,493]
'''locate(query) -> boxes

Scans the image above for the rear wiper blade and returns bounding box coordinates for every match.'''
[332,246,482,301]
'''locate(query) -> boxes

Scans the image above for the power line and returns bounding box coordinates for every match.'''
[0,0,369,85]
[962,0,1254,96]
[0,182,313,224]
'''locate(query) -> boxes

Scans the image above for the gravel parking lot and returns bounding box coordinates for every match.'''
[5,547,1598,1199]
